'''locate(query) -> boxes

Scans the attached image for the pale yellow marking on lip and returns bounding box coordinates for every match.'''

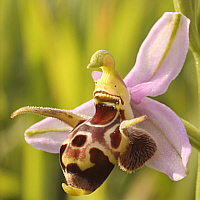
[62,183,92,196]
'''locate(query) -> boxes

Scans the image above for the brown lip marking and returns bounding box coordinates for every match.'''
[66,148,114,192]
[120,110,126,120]
[72,135,87,147]
[110,127,121,149]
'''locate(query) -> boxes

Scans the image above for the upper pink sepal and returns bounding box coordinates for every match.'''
[124,12,190,101]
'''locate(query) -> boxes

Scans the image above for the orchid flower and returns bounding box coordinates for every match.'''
[11,12,192,196]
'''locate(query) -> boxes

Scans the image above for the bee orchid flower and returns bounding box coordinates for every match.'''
[11,12,192,196]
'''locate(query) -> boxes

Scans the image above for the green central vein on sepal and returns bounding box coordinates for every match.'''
[26,127,72,136]
[153,14,181,76]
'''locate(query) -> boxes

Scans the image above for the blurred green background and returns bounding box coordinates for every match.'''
[0,0,198,200]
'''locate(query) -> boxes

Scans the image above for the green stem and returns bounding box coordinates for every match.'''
[182,119,200,150]
[194,52,200,199]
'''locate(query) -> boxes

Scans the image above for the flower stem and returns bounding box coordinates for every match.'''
[182,119,200,150]
[194,52,200,199]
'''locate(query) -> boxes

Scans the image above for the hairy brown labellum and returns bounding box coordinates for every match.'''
[59,101,127,195]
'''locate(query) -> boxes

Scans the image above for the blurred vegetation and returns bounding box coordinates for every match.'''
[0,0,198,200]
